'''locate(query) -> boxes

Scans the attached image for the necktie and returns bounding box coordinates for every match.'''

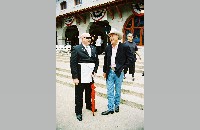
[86,46,91,57]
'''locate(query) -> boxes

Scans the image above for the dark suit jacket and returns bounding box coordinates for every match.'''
[103,42,134,79]
[70,43,99,81]
[124,40,138,62]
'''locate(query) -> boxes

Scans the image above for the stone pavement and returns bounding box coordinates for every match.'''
[56,47,144,130]
[56,83,144,130]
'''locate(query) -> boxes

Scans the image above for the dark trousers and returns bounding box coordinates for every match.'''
[97,46,101,55]
[75,83,92,115]
[124,62,136,77]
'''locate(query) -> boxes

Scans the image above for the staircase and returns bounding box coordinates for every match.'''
[56,46,144,110]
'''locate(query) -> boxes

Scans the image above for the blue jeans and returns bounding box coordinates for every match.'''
[106,69,124,111]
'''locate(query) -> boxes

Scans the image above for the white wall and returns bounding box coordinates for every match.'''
[106,6,133,41]
[57,2,135,45]
[56,0,116,17]
[56,25,66,45]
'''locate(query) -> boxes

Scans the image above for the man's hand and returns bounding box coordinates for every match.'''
[136,52,142,60]
[73,79,79,85]
[103,73,106,79]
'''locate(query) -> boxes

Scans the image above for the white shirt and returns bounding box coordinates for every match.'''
[110,42,119,68]
[79,43,94,83]
[82,44,91,57]
[96,39,103,46]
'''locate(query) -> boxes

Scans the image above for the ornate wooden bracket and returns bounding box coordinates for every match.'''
[116,5,122,19]
[107,7,114,20]
[56,17,63,27]
[74,15,80,25]
[77,13,86,24]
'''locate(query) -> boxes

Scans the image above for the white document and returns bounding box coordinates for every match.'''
[78,63,95,83]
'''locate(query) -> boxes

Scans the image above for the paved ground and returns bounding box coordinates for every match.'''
[56,83,144,130]
[56,47,144,130]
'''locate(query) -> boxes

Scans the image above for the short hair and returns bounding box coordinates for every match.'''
[80,33,90,39]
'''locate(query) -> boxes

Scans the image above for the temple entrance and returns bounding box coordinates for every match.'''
[89,20,111,54]
[65,25,79,47]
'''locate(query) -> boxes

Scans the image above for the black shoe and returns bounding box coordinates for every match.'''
[86,107,97,112]
[142,72,144,76]
[101,110,114,115]
[132,77,135,81]
[76,114,82,121]
[115,106,119,113]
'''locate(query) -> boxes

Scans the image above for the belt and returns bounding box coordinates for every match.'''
[111,67,115,71]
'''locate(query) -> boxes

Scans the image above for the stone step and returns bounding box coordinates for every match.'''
[56,53,144,62]
[56,72,144,99]
[98,58,144,65]
[56,68,144,88]
[56,59,144,73]
[56,52,69,55]
[95,86,144,106]
[56,68,144,93]
[56,51,144,55]
[95,67,144,83]
[56,54,144,60]
[94,79,144,97]
[56,79,144,110]
[56,50,144,59]
[56,58,144,69]
[56,57,144,65]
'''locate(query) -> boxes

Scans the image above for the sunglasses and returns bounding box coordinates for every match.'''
[84,37,92,39]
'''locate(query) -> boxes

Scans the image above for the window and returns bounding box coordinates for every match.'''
[60,1,67,10]
[134,16,144,27]
[75,0,82,5]
[123,15,144,46]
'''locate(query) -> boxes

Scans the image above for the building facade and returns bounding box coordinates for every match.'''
[56,0,144,53]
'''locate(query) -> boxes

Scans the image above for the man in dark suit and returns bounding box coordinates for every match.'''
[101,28,134,115]
[70,33,99,121]
[124,33,141,81]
